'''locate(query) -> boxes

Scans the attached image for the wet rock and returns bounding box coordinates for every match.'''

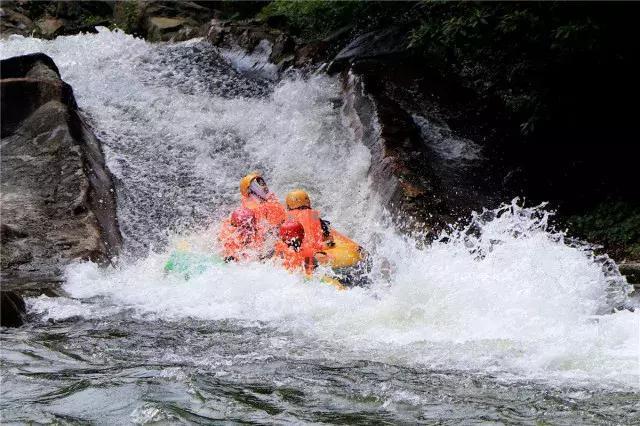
[35,17,65,38]
[337,31,507,236]
[1,244,33,270]
[139,1,217,41]
[328,27,411,74]
[619,262,640,287]
[208,18,283,51]
[295,41,329,67]
[1,53,122,318]
[341,71,447,236]
[0,223,28,241]
[208,17,355,70]
[145,16,186,41]
[206,18,295,70]
[0,7,35,37]
[1,291,26,327]
[206,17,227,45]
[0,51,61,79]
[269,33,296,65]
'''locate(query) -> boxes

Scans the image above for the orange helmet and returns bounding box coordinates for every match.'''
[239,172,261,197]
[230,207,256,228]
[285,189,311,210]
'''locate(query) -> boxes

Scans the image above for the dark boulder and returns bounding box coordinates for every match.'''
[619,263,640,288]
[1,53,122,326]
[0,54,77,138]
[1,291,26,328]
[0,52,61,79]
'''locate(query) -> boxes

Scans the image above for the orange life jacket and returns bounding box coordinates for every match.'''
[218,219,264,261]
[274,240,315,276]
[241,194,287,228]
[286,208,328,255]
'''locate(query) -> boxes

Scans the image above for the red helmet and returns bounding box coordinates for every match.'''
[279,221,304,245]
[230,207,256,228]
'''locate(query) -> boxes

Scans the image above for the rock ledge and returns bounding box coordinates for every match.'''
[1,53,122,326]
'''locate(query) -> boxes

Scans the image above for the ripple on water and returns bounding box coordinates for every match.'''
[1,29,638,424]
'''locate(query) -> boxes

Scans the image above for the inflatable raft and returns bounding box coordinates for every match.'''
[164,242,225,279]
[317,230,372,288]
[164,231,371,288]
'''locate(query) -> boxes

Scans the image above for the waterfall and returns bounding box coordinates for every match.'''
[1,28,638,424]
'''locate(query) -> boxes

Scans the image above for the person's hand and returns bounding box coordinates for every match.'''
[314,251,329,264]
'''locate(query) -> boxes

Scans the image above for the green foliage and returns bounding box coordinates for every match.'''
[114,1,141,35]
[408,1,637,141]
[258,0,365,40]
[258,1,420,41]
[81,15,106,27]
[258,2,633,139]
[568,202,640,260]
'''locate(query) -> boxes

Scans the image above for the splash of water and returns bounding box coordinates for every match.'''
[25,200,637,388]
[1,29,377,256]
[2,29,638,390]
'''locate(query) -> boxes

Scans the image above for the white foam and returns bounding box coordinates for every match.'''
[219,39,279,80]
[26,202,638,389]
[3,30,638,390]
[413,114,482,162]
[1,29,377,254]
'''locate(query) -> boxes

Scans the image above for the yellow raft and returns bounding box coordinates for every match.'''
[164,230,371,289]
[317,230,371,289]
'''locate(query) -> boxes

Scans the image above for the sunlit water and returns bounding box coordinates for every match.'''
[1,29,639,424]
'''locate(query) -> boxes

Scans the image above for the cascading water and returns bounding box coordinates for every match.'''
[1,29,638,424]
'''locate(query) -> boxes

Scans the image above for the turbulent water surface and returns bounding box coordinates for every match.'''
[1,30,639,424]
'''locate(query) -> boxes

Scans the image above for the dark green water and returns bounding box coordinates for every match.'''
[2,315,638,424]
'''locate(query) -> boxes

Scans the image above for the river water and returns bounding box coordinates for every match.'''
[1,29,639,424]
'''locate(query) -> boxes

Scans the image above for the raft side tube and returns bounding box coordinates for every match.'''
[319,230,372,288]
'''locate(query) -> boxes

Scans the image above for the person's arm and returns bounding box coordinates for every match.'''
[320,218,334,247]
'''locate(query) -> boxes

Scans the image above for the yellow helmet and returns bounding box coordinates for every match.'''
[239,172,261,197]
[285,189,311,210]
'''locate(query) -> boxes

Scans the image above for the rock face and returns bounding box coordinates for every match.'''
[1,291,26,327]
[341,71,445,234]
[140,1,214,42]
[0,6,35,36]
[619,263,640,289]
[1,53,122,326]
[112,1,234,42]
[207,18,296,69]
[35,17,65,38]
[335,29,508,236]
[206,18,352,73]
[0,1,114,39]
[328,27,411,74]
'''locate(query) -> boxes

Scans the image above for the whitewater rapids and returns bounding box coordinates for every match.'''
[1,29,638,423]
